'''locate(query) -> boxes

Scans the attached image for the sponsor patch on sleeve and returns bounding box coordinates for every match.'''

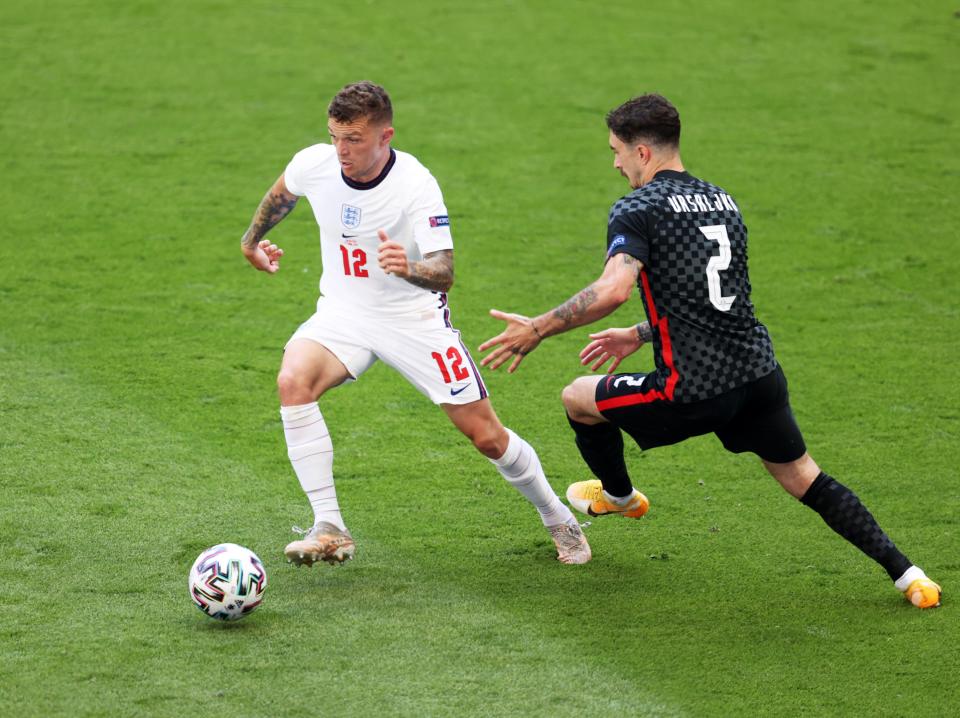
[607,234,626,254]
[429,215,450,228]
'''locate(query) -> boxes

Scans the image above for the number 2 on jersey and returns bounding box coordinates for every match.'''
[698,224,736,312]
[431,347,469,384]
[339,245,368,278]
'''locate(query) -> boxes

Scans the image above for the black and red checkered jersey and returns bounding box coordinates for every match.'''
[606,169,777,402]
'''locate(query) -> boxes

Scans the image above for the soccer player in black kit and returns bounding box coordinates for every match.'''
[480,94,941,608]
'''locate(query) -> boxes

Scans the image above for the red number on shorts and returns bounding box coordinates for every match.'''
[431,346,470,384]
[339,245,368,278]
[446,346,470,381]
[431,352,451,383]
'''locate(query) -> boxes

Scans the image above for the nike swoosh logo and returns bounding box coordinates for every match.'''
[341,233,357,238]
[450,385,471,396]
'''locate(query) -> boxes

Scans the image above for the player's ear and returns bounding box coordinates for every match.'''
[381,126,395,145]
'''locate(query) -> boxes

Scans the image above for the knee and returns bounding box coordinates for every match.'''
[561,382,577,411]
[277,368,314,404]
[471,425,508,459]
[562,378,596,422]
[763,453,821,500]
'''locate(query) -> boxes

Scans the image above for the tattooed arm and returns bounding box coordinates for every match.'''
[636,321,653,343]
[376,228,454,292]
[240,174,299,273]
[405,250,454,292]
[578,320,653,374]
[479,253,642,373]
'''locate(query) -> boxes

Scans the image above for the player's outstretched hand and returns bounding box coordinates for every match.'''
[377,229,410,278]
[478,309,541,373]
[242,239,283,274]
[579,326,642,373]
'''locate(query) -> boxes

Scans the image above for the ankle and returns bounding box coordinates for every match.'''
[603,489,636,506]
[894,565,927,592]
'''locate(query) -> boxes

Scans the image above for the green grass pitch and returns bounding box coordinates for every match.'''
[2,1,958,715]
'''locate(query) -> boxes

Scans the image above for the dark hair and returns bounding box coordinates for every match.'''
[606,94,681,148]
[328,81,393,126]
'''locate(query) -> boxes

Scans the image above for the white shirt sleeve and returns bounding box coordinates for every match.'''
[283,149,309,197]
[409,174,454,254]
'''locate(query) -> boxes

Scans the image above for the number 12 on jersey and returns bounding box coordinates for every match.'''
[699,224,737,312]
[340,245,368,277]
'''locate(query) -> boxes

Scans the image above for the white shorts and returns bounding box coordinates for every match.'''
[287,297,489,405]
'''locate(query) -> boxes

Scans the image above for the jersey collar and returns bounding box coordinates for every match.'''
[341,149,397,190]
[652,169,691,181]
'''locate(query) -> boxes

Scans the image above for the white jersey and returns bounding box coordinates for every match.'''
[284,144,454,316]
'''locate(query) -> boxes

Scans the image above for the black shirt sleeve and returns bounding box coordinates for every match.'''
[606,209,651,266]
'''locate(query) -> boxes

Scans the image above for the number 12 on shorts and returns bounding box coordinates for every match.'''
[431,347,469,383]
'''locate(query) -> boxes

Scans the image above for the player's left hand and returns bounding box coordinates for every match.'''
[579,326,641,373]
[377,229,410,278]
[478,309,541,373]
[241,238,284,274]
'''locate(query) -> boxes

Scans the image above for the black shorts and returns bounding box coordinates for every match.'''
[594,365,806,463]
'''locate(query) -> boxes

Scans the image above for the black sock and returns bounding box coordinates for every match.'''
[801,472,912,581]
[566,415,633,498]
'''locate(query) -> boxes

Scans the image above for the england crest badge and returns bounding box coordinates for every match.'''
[341,204,362,229]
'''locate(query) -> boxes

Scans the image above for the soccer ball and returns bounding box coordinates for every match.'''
[188,543,268,621]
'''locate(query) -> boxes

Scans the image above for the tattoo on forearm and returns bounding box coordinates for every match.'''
[406,250,454,292]
[622,253,640,276]
[553,284,599,326]
[242,189,298,249]
[636,322,653,343]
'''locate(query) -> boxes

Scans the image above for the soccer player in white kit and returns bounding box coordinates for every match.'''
[240,82,590,566]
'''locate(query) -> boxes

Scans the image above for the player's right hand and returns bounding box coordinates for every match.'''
[479,309,541,373]
[242,239,284,274]
[579,327,641,373]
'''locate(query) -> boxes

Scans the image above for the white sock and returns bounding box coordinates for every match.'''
[603,489,635,506]
[280,402,346,530]
[491,429,574,528]
[894,565,927,592]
